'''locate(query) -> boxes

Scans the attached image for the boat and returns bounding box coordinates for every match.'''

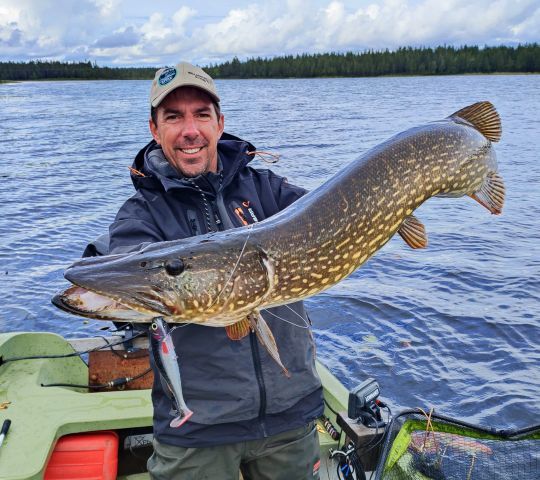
[0,330,384,480]
[2,331,538,480]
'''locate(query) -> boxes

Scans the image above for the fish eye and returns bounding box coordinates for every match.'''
[164,259,185,276]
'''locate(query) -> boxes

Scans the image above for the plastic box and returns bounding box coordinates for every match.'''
[44,431,119,480]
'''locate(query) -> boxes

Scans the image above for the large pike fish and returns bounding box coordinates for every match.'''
[53,101,504,372]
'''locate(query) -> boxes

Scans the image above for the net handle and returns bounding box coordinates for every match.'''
[389,408,540,438]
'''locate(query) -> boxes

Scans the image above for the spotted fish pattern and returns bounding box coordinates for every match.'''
[54,102,504,371]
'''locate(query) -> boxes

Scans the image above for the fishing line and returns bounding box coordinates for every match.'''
[260,307,310,329]
[283,303,311,327]
[208,223,254,309]
[169,321,195,335]
[98,334,149,359]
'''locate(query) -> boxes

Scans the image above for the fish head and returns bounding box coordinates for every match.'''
[53,233,275,325]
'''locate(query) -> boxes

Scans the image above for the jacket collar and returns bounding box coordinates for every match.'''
[130,132,256,194]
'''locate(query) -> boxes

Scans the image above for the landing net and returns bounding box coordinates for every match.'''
[373,409,539,480]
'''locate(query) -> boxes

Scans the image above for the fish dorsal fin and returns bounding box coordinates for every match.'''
[450,101,501,142]
[398,215,428,249]
[226,317,250,340]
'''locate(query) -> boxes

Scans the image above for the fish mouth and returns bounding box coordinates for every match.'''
[52,284,170,322]
[52,286,126,319]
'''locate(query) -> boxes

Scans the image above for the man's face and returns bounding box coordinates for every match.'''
[149,87,224,177]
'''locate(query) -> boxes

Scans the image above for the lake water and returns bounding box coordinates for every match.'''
[1,75,538,430]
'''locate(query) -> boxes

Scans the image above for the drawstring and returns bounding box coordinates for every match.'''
[127,164,222,233]
[186,171,224,233]
[128,166,146,177]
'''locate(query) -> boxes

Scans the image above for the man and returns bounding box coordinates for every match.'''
[96,62,323,479]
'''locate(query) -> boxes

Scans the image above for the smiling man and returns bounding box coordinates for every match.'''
[92,62,324,479]
[149,68,224,177]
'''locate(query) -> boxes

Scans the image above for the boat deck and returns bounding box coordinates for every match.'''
[0,332,376,479]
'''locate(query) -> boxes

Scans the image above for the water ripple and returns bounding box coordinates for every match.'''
[2,75,539,429]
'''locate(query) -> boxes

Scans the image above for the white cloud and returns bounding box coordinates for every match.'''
[172,5,197,30]
[94,0,122,18]
[0,0,119,59]
[307,0,540,50]
[93,26,139,48]
[140,12,171,41]
[0,0,538,65]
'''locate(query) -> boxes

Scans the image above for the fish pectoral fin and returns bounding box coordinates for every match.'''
[248,312,290,377]
[225,318,251,340]
[398,215,428,249]
[450,101,501,142]
[469,171,505,215]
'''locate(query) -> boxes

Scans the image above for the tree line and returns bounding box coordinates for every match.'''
[0,61,154,81]
[206,44,539,78]
[1,44,538,81]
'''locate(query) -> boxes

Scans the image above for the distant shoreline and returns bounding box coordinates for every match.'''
[2,44,538,81]
[1,71,537,84]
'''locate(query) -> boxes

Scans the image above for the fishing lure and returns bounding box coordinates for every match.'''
[149,317,193,427]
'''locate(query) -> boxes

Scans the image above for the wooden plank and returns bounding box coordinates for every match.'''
[68,336,154,390]
[88,350,154,390]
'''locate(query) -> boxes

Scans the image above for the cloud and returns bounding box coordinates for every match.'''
[0,0,538,65]
[96,6,198,65]
[94,0,122,18]
[0,0,118,60]
[190,0,540,63]
[94,26,139,48]
[0,23,22,47]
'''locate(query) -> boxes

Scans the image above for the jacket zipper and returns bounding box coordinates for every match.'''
[250,331,268,436]
[215,191,235,229]
[214,189,267,433]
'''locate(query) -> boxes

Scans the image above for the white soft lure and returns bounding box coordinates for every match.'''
[149,318,193,427]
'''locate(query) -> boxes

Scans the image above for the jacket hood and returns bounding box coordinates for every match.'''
[129,132,256,193]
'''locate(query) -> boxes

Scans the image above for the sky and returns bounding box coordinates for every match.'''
[1,0,539,67]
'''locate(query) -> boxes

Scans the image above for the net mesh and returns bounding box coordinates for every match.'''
[373,410,539,480]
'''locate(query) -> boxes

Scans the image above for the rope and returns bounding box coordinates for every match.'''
[417,406,438,453]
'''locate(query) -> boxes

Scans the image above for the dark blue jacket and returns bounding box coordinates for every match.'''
[91,133,323,447]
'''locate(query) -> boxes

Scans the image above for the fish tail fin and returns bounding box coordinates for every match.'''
[470,171,505,215]
[249,312,290,377]
[450,101,502,142]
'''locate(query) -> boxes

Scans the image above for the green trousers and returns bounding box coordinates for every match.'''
[147,422,321,480]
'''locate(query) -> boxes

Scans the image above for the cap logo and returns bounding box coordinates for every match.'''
[187,71,210,84]
[158,68,177,86]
